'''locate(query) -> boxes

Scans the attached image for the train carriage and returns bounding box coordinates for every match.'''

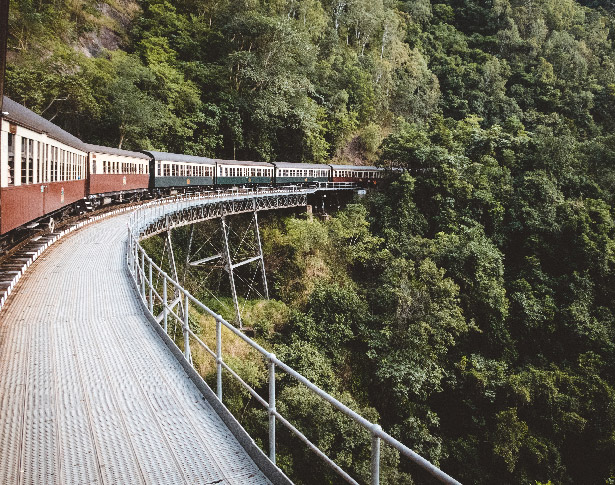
[330,164,385,185]
[86,144,150,201]
[0,97,88,234]
[0,97,397,242]
[215,159,273,186]
[144,151,215,193]
[272,162,329,185]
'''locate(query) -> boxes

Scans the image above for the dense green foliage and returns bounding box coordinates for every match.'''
[7,0,615,483]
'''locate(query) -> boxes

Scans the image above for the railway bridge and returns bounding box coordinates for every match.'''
[0,187,460,485]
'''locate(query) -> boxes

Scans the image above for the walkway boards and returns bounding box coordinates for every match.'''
[0,212,271,485]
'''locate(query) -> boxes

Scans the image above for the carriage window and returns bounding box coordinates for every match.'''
[7,133,15,186]
[59,150,64,181]
[29,139,34,183]
[42,144,48,182]
[36,142,41,183]
[52,147,57,181]
[58,150,63,181]
[21,138,27,184]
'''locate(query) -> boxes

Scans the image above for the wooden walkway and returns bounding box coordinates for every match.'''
[0,212,271,485]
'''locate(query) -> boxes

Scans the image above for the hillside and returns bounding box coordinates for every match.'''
[6,1,615,483]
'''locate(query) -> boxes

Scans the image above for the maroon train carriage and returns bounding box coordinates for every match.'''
[0,97,88,235]
[85,144,150,204]
[329,164,385,186]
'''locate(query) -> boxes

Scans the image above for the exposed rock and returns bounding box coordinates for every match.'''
[77,1,141,57]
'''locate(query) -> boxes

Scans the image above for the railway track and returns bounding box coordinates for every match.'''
[0,197,154,310]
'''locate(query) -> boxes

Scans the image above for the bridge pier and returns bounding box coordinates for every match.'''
[220,211,269,329]
[221,215,242,328]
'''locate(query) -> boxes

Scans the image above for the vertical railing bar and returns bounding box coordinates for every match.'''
[269,354,276,464]
[148,259,153,313]
[371,425,381,485]
[163,274,168,333]
[183,292,190,361]
[216,317,222,400]
[140,250,145,299]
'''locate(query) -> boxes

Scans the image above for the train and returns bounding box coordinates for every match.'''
[0,96,387,238]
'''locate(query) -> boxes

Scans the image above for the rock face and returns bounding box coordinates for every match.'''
[78,0,141,57]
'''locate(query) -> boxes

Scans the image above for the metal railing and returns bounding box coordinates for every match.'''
[126,190,461,485]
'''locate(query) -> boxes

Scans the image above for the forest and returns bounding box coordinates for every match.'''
[5,0,615,483]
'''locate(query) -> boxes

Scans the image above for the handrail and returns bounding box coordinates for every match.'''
[126,189,461,485]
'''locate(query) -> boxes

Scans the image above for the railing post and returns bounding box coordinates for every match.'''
[216,317,222,400]
[268,354,276,464]
[163,274,168,333]
[132,240,137,276]
[371,425,381,485]
[183,293,190,361]
[140,250,145,298]
[148,259,153,313]
[127,235,133,274]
